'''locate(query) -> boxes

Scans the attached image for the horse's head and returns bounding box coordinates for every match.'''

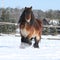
[24,6,32,23]
[18,6,35,25]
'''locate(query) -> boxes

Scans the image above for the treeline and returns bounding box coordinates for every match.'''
[0,8,60,23]
[0,8,60,34]
[0,8,18,33]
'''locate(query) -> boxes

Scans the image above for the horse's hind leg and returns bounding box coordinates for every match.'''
[33,37,40,48]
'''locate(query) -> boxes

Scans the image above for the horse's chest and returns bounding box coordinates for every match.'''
[20,28,29,37]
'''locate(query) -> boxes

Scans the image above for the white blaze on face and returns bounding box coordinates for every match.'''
[20,28,29,37]
[26,19,30,23]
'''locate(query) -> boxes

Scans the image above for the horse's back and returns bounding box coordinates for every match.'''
[33,19,42,30]
[36,19,42,28]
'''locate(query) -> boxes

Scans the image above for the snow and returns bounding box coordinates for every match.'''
[0,34,60,60]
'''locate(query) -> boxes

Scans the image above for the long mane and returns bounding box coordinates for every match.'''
[18,10,25,23]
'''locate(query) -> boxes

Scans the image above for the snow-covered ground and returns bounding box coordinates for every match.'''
[0,34,60,60]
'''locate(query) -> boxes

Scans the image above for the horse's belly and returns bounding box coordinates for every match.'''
[20,28,29,37]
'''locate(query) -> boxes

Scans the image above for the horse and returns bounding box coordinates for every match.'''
[18,6,42,48]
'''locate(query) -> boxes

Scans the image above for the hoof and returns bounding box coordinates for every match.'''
[25,40,32,45]
[25,38,32,45]
[33,43,39,48]
[22,39,32,45]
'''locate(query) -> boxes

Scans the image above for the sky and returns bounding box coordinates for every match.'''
[0,0,60,11]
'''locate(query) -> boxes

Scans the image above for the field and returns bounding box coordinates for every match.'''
[0,34,60,60]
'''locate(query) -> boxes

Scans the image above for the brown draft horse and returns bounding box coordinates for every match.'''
[18,6,42,48]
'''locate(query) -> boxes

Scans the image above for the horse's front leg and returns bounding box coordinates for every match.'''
[21,36,26,42]
[33,37,41,48]
[21,36,32,45]
[25,37,32,45]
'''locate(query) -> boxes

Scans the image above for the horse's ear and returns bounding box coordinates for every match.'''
[25,7,27,9]
[30,6,32,9]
